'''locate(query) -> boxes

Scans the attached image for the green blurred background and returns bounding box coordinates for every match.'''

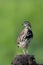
[0,0,43,65]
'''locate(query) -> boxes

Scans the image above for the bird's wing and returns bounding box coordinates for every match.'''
[25,29,33,39]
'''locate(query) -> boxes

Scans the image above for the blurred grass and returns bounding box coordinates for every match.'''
[0,0,43,65]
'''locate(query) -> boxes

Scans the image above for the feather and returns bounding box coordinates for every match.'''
[25,29,33,39]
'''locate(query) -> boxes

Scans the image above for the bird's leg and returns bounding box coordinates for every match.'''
[23,48,29,54]
[23,49,26,54]
[26,48,29,54]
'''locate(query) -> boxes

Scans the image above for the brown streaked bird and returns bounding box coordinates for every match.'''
[17,21,33,54]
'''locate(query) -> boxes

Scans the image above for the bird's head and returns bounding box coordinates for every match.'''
[22,21,31,29]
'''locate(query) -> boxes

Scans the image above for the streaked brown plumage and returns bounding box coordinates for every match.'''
[17,21,33,54]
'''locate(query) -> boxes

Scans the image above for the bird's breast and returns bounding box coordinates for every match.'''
[18,39,31,48]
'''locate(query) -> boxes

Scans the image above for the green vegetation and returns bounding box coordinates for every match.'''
[0,0,43,65]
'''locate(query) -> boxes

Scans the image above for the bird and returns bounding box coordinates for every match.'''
[17,21,33,54]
